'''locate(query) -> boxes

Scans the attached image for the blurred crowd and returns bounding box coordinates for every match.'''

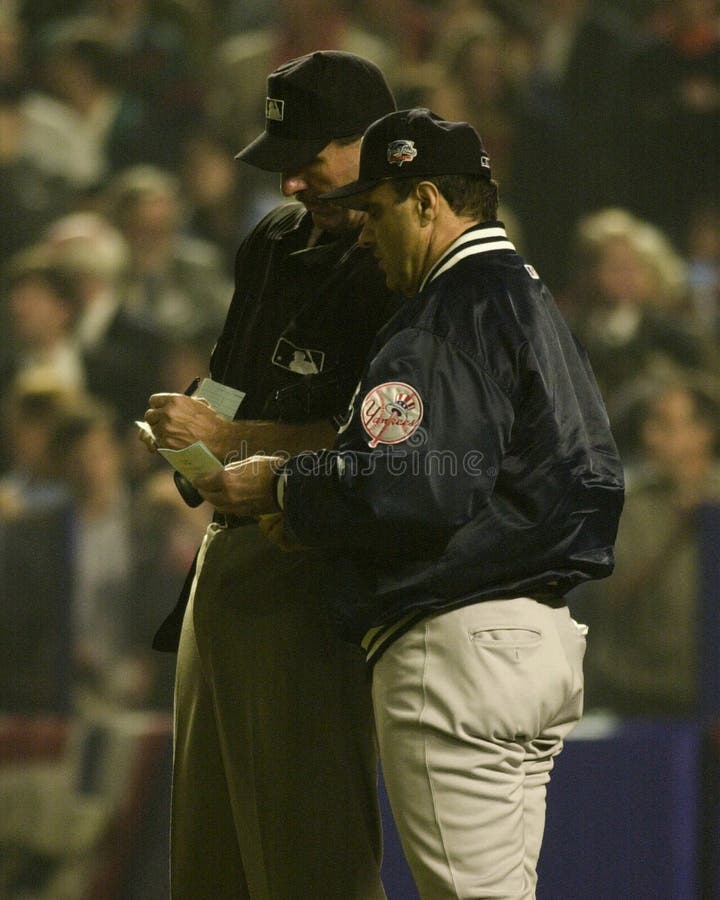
[1,0,720,894]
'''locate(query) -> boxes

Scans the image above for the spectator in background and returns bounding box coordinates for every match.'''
[354,0,436,66]
[423,9,526,199]
[512,0,638,289]
[685,200,720,338]
[580,379,720,717]
[103,164,231,345]
[0,374,78,713]
[0,378,179,717]
[20,18,166,191]
[15,1,86,50]
[91,0,206,152]
[627,0,720,241]
[0,248,86,397]
[44,210,172,426]
[561,207,709,456]
[0,371,76,516]
[0,83,77,271]
[180,131,254,275]
[48,400,173,710]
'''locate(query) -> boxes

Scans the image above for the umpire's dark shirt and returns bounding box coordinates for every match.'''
[153,202,399,651]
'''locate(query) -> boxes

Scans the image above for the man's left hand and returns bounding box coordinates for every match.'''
[193,455,285,518]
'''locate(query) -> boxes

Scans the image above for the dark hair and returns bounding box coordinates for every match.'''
[73,39,119,86]
[9,388,68,423]
[390,174,499,221]
[4,254,84,322]
[49,401,119,458]
[45,34,119,88]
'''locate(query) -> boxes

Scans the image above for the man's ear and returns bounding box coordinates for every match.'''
[416,181,441,224]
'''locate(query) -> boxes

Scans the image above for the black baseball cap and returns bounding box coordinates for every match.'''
[320,108,492,203]
[236,51,396,172]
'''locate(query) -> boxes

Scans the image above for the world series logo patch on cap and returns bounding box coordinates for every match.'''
[387,140,417,167]
[266,97,284,122]
[361,381,424,447]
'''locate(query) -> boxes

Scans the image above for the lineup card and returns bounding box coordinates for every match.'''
[157,442,223,481]
[195,378,245,419]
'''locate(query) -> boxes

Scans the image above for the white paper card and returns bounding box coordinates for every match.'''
[196,378,245,419]
[157,441,223,481]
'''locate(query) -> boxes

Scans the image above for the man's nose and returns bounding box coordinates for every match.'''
[281,171,308,196]
[358,220,374,247]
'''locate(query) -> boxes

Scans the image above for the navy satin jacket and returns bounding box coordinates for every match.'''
[281,221,625,657]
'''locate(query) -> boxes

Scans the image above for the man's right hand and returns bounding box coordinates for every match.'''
[144,392,232,458]
[141,396,336,464]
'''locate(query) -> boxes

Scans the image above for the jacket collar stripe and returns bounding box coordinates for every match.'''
[421,223,516,292]
[452,226,509,247]
[429,240,516,284]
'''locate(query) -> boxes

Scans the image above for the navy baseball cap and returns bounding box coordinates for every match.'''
[236,51,396,172]
[320,108,492,203]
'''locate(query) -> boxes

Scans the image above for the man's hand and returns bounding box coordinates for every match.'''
[141,395,335,463]
[144,393,232,458]
[193,455,286,518]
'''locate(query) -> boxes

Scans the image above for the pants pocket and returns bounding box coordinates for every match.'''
[469,626,543,648]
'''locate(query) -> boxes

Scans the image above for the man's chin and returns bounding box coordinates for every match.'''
[310,205,366,236]
[309,204,344,232]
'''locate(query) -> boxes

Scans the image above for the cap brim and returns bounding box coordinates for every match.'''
[318,177,386,206]
[235,130,329,172]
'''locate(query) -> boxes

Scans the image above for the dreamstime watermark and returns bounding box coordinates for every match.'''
[222,435,497,479]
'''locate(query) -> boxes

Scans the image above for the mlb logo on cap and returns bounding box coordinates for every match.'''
[236,51,396,172]
[266,98,284,122]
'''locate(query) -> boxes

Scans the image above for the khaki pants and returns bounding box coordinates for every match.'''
[171,523,385,900]
[373,598,586,900]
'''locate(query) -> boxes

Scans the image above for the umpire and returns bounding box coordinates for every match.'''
[143,53,398,899]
